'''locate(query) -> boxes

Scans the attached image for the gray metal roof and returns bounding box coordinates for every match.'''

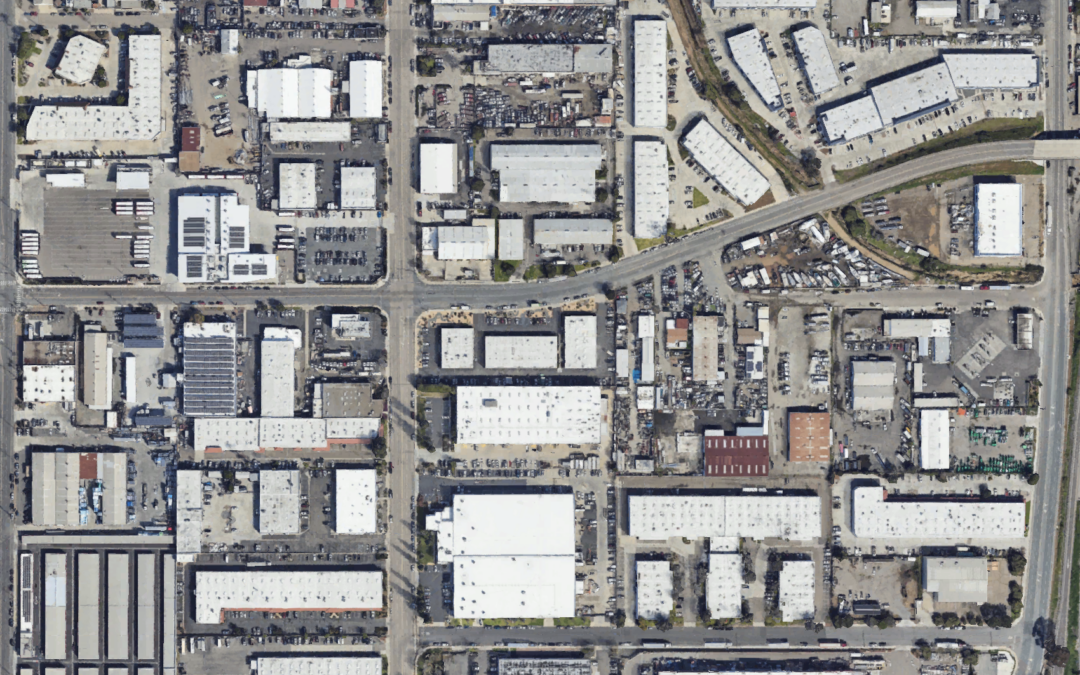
[534,218,612,246]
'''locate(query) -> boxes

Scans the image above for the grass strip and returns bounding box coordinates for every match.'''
[1051,294,1080,619]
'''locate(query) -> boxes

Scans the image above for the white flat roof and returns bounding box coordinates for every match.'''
[882,317,951,338]
[349,60,383,119]
[28,35,161,141]
[279,163,317,210]
[115,169,150,190]
[634,21,667,128]
[455,555,576,618]
[229,251,278,282]
[258,470,300,535]
[450,493,575,557]
[633,140,669,238]
[484,335,558,369]
[421,143,459,194]
[456,386,603,445]
[46,172,86,187]
[269,121,352,142]
[22,365,76,403]
[491,143,603,203]
[441,327,475,369]
[335,469,377,535]
[682,117,770,205]
[920,409,950,470]
[55,36,107,85]
[713,0,814,7]
[779,560,815,622]
[249,68,334,119]
[792,27,839,95]
[256,658,381,675]
[260,337,296,418]
[636,560,673,620]
[916,0,957,17]
[727,28,782,110]
[497,218,525,260]
[871,62,957,124]
[340,166,377,210]
[943,52,1039,89]
[176,470,203,559]
[851,486,1026,539]
[436,222,496,260]
[563,315,597,370]
[534,218,612,246]
[706,552,741,619]
[194,417,379,451]
[818,94,885,144]
[629,494,822,541]
[194,571,383,623]
[974,183,1023,256]
[923,557,989,603]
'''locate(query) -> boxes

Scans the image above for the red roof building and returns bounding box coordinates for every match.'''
[181,125,201,152]
[703,434,769,476]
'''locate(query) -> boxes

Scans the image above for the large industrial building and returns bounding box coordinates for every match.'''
[533,219,612,246]
[791,27,839,95]
[778,560,815,622]
[484,335,558,369]
[82,330,112,410]
[28,35,162,141]
[633,140,670,238]
[871,62,957,125]
[920,409,950,470]
[194,416,380,451]
[255,658,383,675]
[270,121,352,143]
[943,52,1039,89]
[633,21,667,128]
[706,551,741,618]
[681,118,770,206]
[420,142,459,194]
[335,469,377,535]
[425,493,576,618]
[32,449,127,526]
[349,60,383,118]
[974,183,1023,256]
[478,44,612,74]
[635,559,673,620]
[727,28,782,110]
[246,67,334,119]
[692,315,721,383]
[340,167,378,210]
[177,192,276,284]
[851,486,1026,539]
[456,386,603,445]
[563,315,597,370]
[258,470,301,535]
[882,316,951,338]
[182,321,238,417]
[279,163,318,211]
[194,570,384,623]
[498,218,525,260]
[850,360,896,410]
[441,327,475,369]
[425,222,497,260]
[260,328,300,418]
[818,95,885,146]
[629,493,822,541]
[22,340,77,404]
[922,557,989,603]
[491,144,603,203]
[787,411,831,462]
[177,469,203,561]
[44,553,66,659]
[55,36,107,84]
[703,432,769,476]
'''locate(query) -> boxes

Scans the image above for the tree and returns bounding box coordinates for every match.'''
[961,650,979,666]
[612,609,626,627]
[180,22,196,35]
[1007,549,1027,576]
[469,177,484,192]
[1027,473,1040,485]
[16,32,35,61]
[595,187,608,203]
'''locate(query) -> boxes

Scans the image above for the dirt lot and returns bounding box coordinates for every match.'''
[882,185,942,257]
[832,557,920,620]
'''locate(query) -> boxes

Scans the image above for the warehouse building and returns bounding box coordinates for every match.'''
[534,218,612,246]
[177,470,203,561]
[270,121,353,143]
[22,340,77,404]
[177,192,275,284]
[441,327,475,369]
[633,140,670,238]
[563,315,597,370]
[1015,310,1034,350]
[121,312,164,349]
[107,552,129,659]
[77,552,100,659]
[195,570,384,623]
[340,167,378,210]
[182,322,238,417]
[479,44,612,74]
[636,559,673,620]
[727,28,782,110]
[247,67,334,119]
[974,183,1023,256]
[629,493,822,541]
[943,52,1039,89]
[633,21,667,128]
[279,163,317,211]
[32,449,127,526]
[791,27,839,95]
[817,94,885,145]
[692,315,720,383]
[922,557,989,603]
[497,218,525,260]
[681,118,770,205]
[82,330,112,410]
[421,142,459,194]
[882,316,951,338]
[851,486,1026,539]
[256,658,383,675]
[55,36,107,84]
[456,386,602,445]
[497,660,592,675]
[920,409,950,470]
[260,328,299,418]
[870,62,957,125]
[432,222,496,260]
[706,551,741,618]
[194,417,380,451]
[787,411,831,462]
[703,431,769,476]
[335,469,377,535]
[915,0,957,19]
[851,360,896,410]
[28,35,161,141]
[258,470,301,535]
[45,553,67,659]
[713,0,814,7]
[349,60,383,118]
[779,560,815,622]
[485,335,558,369]
[491,143,603,203]
[425,493,576,618]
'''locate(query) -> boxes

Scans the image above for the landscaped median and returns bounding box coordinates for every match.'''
[832,116,1044,183]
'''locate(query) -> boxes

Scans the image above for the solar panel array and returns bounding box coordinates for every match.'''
[182,217,206,249]
[182,330,237,417]
[122,312,165,349]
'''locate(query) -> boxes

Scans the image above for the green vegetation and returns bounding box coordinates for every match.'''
[834,116,1045,183]
[92,65,108,88]
[492,260,519,282]
[869,160,1044,198]
[524,263,576,281]
[553,617,590,627]
[691,187,710,208]
[1066,504,1080,673]
[416,55,437,77]
[595,187,609,203]
[16,32,35,60]
[415,398,434,452]
[666,115,677,132]
[417,383,453,395]
[180,22,196,35]
[480,618,545,627]
[1053,294,1080,619]
[634,237,665,251]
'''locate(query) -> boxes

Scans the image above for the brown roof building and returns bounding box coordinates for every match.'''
[703,434,769,476]
[181,125,201,152]
[666,317,689,350]
[788,412,831,462]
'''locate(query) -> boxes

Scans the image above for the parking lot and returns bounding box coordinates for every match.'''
[38,189,150,281]
[303,226,386,283]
